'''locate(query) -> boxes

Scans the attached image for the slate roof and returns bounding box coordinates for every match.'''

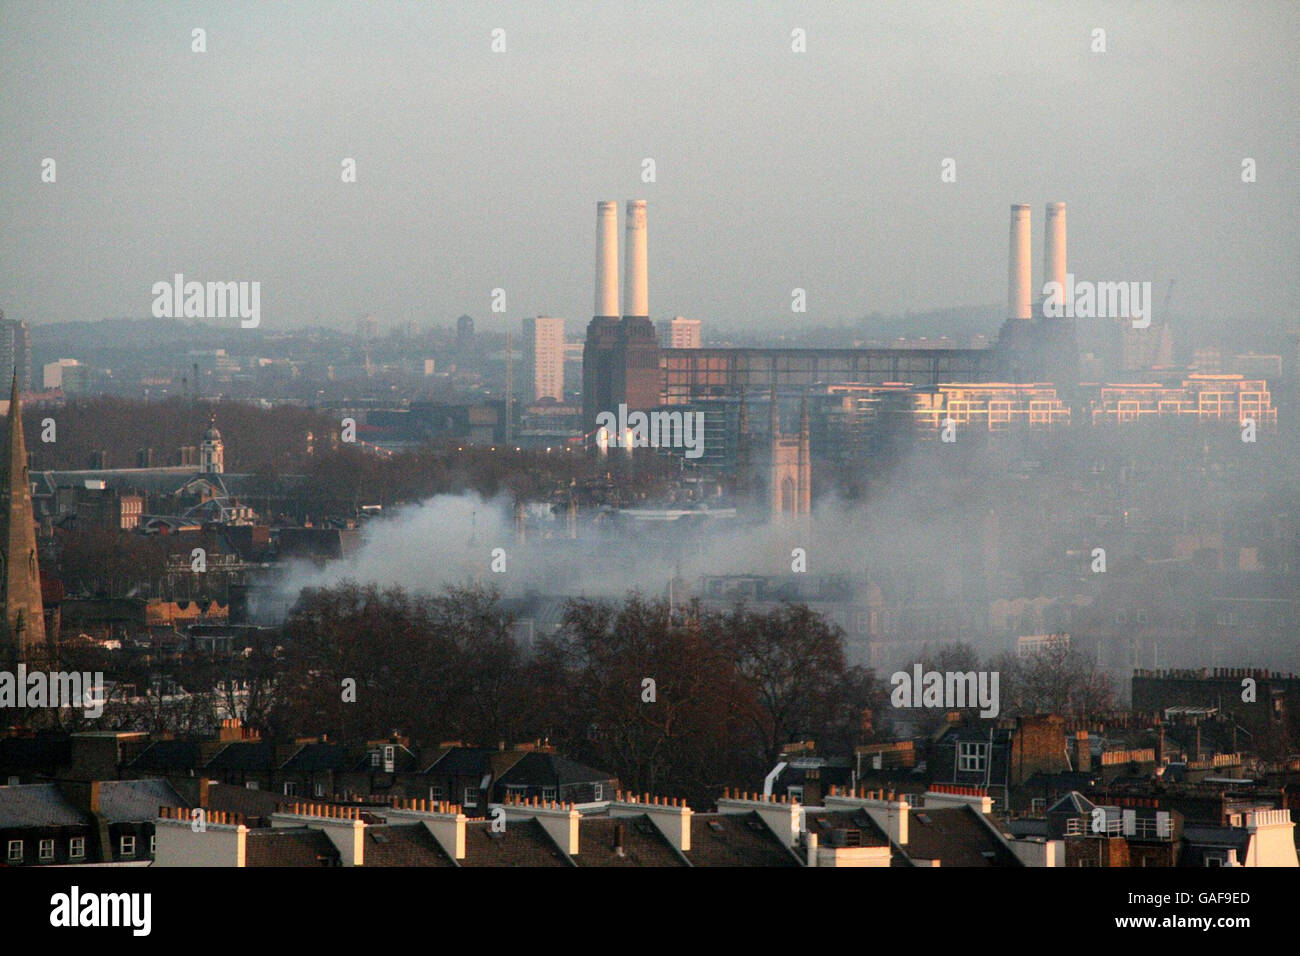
[1006,819,1049,838]
[575,815,686,867]
[685,811,801,867]
[280,742,354,772]
[423,746,495,776]
[244,827,340,867]
[774,761,854,793]
[1019,771,1100,793]
[363,824,455,866]
[204,783,284,822]
[493,751,615,788]
[1183,824,1251,851]
[0,784,89,828]
[128,740,204,772]
[1046,791,1096,814]
[902,806,1022,867]
[205,742,278,771]
[97,779,186,823]
[459,818,572,867]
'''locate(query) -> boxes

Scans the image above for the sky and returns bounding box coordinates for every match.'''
[1,1,1296,336]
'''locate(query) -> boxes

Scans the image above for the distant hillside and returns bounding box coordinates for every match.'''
[31,318,261,355]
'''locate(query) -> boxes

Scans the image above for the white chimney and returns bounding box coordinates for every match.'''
[500,799,580,856]
[384,803,468,861]
[153,810,247,867]
[717,793,803,847]
[610,793,691,853]
[623,199,648,318]
[1043,202,1066,311]
[272,806,365,866]
[921,784,994,814]
[1008,203,1032,320]
[825,789,910,846]
[595,200,620,318]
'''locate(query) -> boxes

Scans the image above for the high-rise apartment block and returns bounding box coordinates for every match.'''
[662,316,702,349]
[523,316,565,403]
[0,312,33,393]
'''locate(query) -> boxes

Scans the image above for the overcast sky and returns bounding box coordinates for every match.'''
[2,1,1296,335]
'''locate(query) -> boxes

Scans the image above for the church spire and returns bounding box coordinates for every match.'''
[2,373,46,659]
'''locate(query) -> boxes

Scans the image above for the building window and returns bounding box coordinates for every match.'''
[429,785,444,802]
[245,781,259,790]
[370,752,381,767]
[314,783,325,798]
[7,840,21,862]
[283,782,298,796]
[542,787,557,802]
[39,839,54,861]
[787,786,804,802]
[120,836,136,858]
[70,837,85,860]
[958,742,989,773]
[463,787,479,807]
[593,783,603,801]
[150,835,156,856]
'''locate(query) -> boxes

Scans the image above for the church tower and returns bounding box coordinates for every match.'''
[768,387,811,521]
[200,414,225,474]
[1,374,46,658]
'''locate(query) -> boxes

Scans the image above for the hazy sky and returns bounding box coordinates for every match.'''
[2,1,1296,335]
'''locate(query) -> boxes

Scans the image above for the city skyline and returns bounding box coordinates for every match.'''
[0,0,1296,912]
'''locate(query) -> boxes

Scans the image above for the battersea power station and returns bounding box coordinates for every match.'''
[581,200,1276,506]
[583,200,1092,425]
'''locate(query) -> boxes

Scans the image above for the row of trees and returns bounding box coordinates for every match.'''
[25,585,1121,803]
[266,584,878,803]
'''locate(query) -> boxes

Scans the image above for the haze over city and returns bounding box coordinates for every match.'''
[0,1,1297,918]
[2,1,1297,333]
